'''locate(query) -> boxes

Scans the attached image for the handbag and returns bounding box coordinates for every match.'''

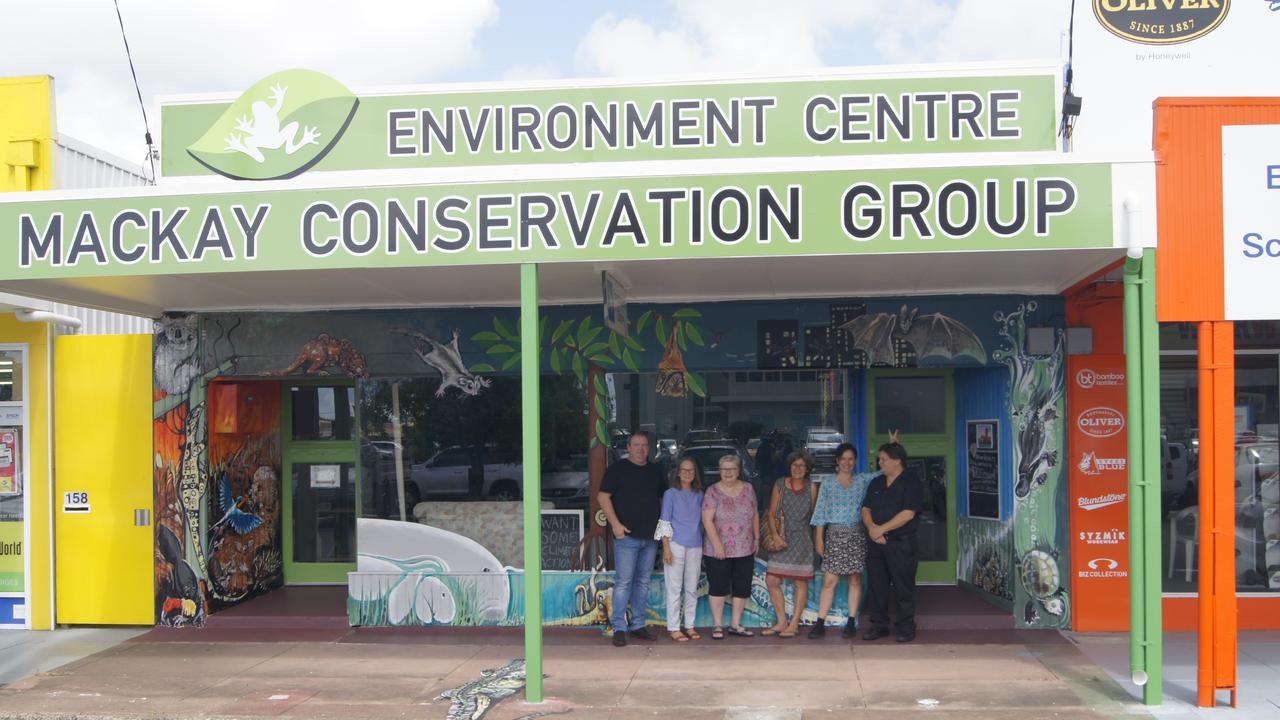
[761,483,788,553]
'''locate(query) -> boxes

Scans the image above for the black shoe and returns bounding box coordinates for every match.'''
[807,618,826,639]
[612,630,627,647]
[841,616,858,639]
[630,626,658,642]
[862,626,890,641]
[895,629,916,643]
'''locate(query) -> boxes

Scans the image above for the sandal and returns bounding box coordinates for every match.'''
[778,628,798,638]
[669,630,689,642]
[726,625,755,637]
[761,625,785,637]
[711,627,725,640]
[685,629,701,640]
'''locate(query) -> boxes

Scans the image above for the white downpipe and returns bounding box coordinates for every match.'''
[14,310,83,330]
[1125,195,1144,260]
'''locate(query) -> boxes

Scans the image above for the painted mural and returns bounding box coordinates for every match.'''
[994,302,1070,628]
[151,294,1068,630]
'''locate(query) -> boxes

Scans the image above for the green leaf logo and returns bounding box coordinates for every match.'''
[186,69,358,180]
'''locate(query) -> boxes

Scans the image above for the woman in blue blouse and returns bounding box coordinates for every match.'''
[808,442,874,639]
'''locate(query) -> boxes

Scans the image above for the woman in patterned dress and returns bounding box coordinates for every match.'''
[808,442,874,639]
[702,454,760,639]
[762,450,818,638]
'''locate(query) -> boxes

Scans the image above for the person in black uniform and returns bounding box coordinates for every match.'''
[860,441,924,642]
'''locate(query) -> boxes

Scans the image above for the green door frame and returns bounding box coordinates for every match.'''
[865,368,957,583]
[280,380,360,585]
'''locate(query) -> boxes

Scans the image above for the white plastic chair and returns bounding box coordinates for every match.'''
[1167,506,1199,582]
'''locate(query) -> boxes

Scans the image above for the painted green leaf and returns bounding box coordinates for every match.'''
[590,436,600,448]
[551,319,574,345]
[550,348,564,373]
[486,344,515,356]
[608,332,621,358]
[539,316,548,343]
[572,352,586,383]
[470,362,497,373]
[686,371,707,398]
[623,334,645,351]
[673,308,703,319]
[594,394,609,418]
[501,352,522,371]
[472,330,502,343]
[186,69,358,181]
[592,375,608,397]
[583,341,609,357]
[656,316,669,346]
[636,310,653,333]
[686,323,705,346]
[595,418,610,447]
[675,323,687,352]
[494,317,518,341]
[589,354,614,366]
[622,347,639,373]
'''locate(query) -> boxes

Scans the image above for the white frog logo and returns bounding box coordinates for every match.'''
[223,84,320,163]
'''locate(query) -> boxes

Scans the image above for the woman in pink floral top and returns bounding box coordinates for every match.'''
[702,454,759,639]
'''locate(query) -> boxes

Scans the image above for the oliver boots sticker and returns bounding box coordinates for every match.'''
[186,69,358,180]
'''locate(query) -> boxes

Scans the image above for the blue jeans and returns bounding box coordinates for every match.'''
[611,534,657,632]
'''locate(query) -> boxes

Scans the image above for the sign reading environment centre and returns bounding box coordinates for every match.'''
[1,164,1113,281]
[160,69,1059,180]
[1222,124,1280,321]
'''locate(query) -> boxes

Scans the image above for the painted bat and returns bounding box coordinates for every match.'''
[840,305,987,366]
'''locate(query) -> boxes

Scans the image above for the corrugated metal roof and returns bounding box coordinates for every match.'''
[53,134,149,190]
[1155,98,1280,322]
[1,136,153,334]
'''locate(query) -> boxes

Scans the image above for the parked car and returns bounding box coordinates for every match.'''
[540,454,591,509]
[683,429,731,448]
[656,438,679,461]
[804,427,846,471]
[407,446,590,507]
[678,444,767,512]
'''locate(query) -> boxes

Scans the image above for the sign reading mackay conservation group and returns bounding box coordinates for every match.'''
[0,163,1114,281]
[159,69,1060,180]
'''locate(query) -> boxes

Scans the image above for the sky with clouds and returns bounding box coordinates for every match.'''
[2,1,1071,166]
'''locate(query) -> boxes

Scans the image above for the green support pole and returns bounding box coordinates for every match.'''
[1124,250,1164,706]
[520,263,544,703]
[1139,251,1164,704]
[1123,256,1147,694]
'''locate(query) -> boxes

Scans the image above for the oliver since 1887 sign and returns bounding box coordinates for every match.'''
[1093,0,1230,46]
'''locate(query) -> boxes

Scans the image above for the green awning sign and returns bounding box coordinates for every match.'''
[160,69,1060,179]
[3,164,1113,280]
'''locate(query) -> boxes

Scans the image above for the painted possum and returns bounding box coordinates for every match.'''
[391,328,490,397]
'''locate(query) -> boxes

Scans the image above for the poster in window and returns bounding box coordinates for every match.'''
[966,420,999,519]
[0,431,18,495]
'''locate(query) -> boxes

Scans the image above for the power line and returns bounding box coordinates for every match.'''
[112,0,157,184]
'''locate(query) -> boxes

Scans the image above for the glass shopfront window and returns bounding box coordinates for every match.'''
[354,368,844,569]
[1160,321,1280,593]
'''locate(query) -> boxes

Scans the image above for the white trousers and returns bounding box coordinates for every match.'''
[663,541,703,631]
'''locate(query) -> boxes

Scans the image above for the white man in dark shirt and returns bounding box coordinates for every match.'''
[598,431,666,647]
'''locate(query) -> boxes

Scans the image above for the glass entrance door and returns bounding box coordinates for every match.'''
[867,370,957,583]
[281,382,358,584]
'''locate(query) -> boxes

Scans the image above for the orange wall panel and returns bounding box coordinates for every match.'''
[1155,98,1280,322]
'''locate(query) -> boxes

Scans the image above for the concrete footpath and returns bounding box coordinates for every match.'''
[0,627,1150,720]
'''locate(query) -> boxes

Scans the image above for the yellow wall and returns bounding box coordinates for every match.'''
[54,335,154,624]
[0,317,51,629]
[2,75,56,628]
[0,76,55,192]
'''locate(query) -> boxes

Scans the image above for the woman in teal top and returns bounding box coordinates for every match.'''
[808,442,875,639]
